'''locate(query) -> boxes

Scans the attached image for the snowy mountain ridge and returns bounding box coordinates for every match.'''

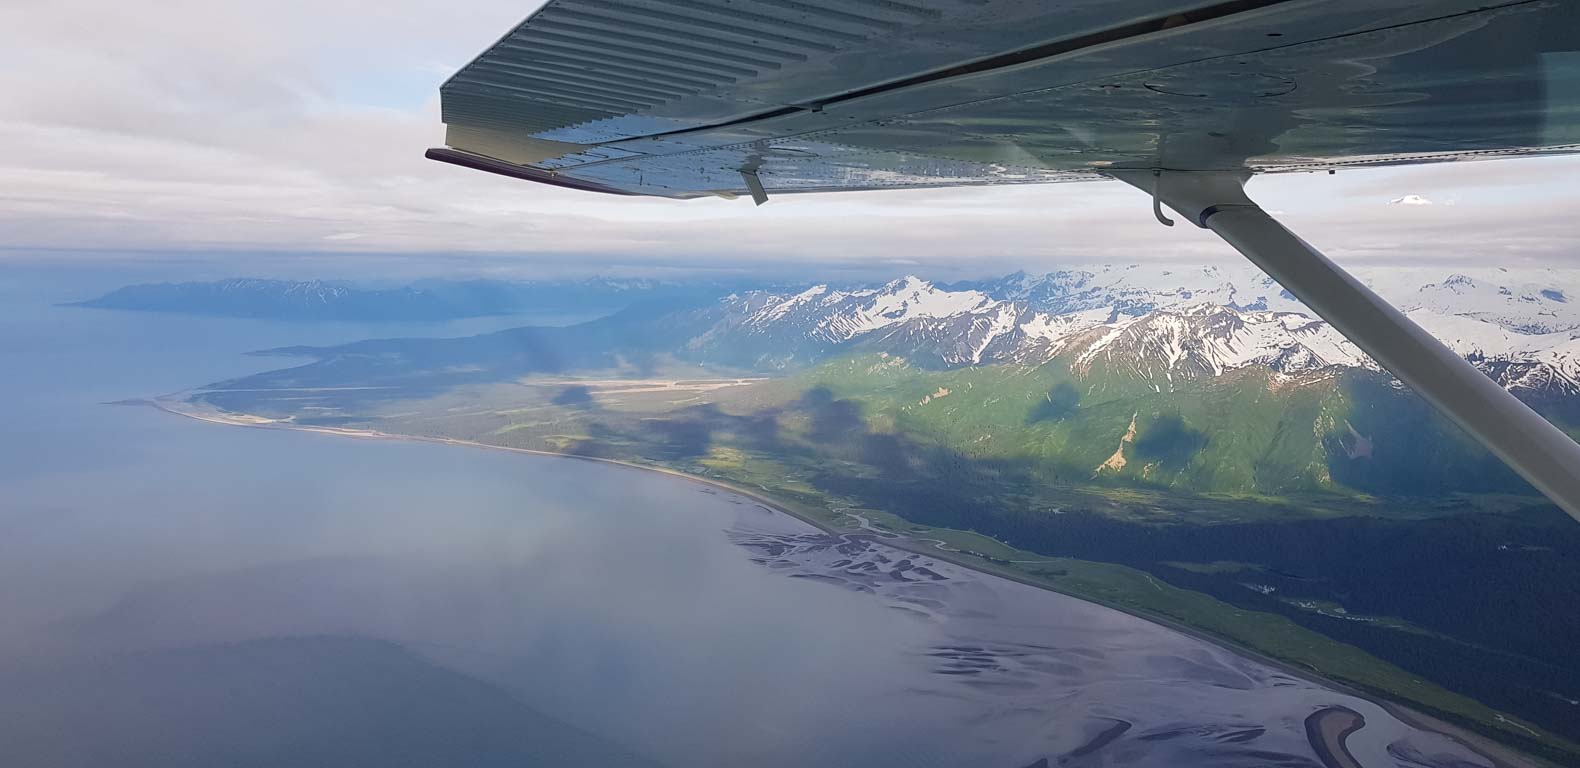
[700,267,1580,394]
[954,264,1580,332]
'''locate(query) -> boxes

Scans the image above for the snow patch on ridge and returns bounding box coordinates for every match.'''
[832,276,996,340]
[759,284,830,323]
[706,267,1580,393]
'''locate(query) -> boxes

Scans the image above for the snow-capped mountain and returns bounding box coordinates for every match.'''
[1065,305,1366,381]
[1406,309,1580,395]
[956,264,1304,316]
[694,276,1007,366]
[1393,272,1580,333]
[689,267,1580,395]
[955,264,1580,332]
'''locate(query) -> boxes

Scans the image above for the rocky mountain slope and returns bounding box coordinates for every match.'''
[690,267,1580,398]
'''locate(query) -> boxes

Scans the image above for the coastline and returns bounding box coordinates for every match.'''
[147,397,842,537]
[146,396,1545,768]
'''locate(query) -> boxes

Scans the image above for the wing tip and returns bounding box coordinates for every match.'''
[424,148,639,197]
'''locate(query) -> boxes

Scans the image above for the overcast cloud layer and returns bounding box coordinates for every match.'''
[3,0,1578,279]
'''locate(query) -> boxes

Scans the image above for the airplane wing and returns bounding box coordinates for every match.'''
[427,0,1580,525]
[429,0,1580,199]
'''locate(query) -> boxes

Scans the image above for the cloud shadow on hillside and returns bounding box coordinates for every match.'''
[1025,382,1082,425]
[1131,414,1208,470]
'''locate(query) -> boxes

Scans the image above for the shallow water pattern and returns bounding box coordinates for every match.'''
[729,520,1491,768]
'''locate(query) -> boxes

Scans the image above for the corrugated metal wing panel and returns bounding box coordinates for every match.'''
[433,0,1580,200]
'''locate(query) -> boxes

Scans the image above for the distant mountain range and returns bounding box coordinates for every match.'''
[182,266,1580,398]
[689,266,1580,398]
[70,277,750,322]
[77,269,1580,381]
[643,266,1580,498]
[197,264,1580,500]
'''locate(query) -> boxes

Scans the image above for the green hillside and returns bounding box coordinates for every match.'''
[799,352,1534,499]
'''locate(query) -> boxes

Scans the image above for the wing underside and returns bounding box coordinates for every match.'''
[432,0,1580,199]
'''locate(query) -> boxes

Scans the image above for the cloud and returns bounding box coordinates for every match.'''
[1389,195,1435,206]
[2,1,1579,279]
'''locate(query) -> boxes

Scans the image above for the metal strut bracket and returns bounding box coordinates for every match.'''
[740,169,769,206]
[1151,170,1174,227]
[1112,170,1580,524]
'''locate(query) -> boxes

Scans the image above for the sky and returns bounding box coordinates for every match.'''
[3,0,1579,281]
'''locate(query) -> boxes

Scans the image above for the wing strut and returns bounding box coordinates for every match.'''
[1113,170,1580,523]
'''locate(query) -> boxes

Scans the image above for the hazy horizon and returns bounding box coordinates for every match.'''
[5,2,1580,281]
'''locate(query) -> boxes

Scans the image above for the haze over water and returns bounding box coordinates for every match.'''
[0,270,959,766]
[0,269,1492,767]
